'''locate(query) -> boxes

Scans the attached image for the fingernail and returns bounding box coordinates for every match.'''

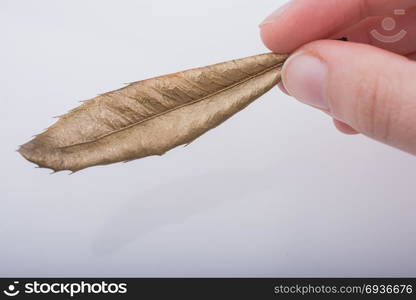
[282,52,329,110]
[277,81,290,96]
[259,1,291,27]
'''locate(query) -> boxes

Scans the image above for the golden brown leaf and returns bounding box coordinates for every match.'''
[19,53,288,172]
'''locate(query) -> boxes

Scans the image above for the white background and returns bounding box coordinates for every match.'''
[1,0,415,276]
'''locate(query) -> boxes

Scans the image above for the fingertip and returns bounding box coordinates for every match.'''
[280,49,329,110]
[260,25,293,53]
[333,119,359,135]
[259,0,372,54]
[259,1,299,53]
[259,8,299,53]
[277,81,290,96]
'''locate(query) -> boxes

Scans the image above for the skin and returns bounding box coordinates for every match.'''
[260,0,416,155]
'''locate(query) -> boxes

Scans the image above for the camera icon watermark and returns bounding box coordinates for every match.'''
[3,281,20,297]
[370,9,407,43]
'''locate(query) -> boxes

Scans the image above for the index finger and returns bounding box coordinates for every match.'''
[260,0,416,53]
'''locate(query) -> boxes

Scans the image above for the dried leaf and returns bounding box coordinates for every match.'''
[19,52,288,172]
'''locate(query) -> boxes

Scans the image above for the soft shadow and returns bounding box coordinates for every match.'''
[91,168,275,256]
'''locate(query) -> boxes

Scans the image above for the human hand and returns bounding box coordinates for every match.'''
[260,0,416,154]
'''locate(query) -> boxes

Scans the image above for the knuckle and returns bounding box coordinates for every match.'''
[352,73,399,143]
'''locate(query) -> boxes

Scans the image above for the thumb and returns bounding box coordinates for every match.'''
[281,40,416,155]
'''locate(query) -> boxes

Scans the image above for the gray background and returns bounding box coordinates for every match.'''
[1,0,415,277]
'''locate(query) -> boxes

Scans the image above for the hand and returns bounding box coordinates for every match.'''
[260,0,416,155]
